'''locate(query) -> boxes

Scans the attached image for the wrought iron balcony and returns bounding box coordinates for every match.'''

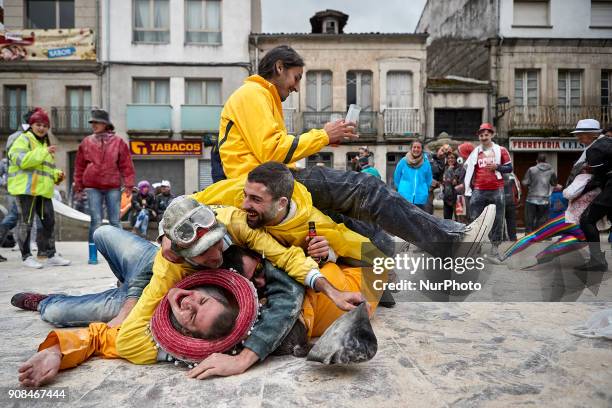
[508,105,611,130]
[283,108,296,134]
[383,108,420,136]
[0,106,32,134]
[51,107,92,134]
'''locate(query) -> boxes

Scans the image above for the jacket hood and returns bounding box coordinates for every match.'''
[536,162,552,171]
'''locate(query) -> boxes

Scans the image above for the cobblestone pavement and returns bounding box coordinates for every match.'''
[1,242,611,408]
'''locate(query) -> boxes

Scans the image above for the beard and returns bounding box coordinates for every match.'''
[245,207,277,229]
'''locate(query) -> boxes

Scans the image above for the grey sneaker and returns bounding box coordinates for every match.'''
[457,204,496,258]
[46,255,71,266]
[23,256,43,269]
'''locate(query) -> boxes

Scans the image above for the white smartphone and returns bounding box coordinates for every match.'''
[345,104,361,123]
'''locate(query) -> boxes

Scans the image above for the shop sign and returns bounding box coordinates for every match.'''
[509,138,585,152]
[0,28,96,61]
[130,140,202,156]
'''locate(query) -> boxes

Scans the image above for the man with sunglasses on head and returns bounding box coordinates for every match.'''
[12,198,365,376]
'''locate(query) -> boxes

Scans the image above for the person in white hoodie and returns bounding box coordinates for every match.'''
[464,123,513,258]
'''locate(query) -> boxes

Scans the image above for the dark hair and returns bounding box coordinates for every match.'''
[604,126,612,134]
[221,245,261,276]
[537,153,547,163]
[169,285,238,340]
[258,45,305,79]
[247,162,294,201]
[410,140,422,148]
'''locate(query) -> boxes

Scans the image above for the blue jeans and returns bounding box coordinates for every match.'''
[38,226,158,327]
[293,166,465,258]
[1,197,18,229]
[469,189,505,246]
[86,188,121,243]
[133,209,150,236]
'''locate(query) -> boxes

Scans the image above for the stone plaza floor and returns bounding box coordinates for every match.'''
[1,241,611,407]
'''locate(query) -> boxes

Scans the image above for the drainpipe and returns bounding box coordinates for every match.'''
[105,0,111,112]
[253,35,259,74]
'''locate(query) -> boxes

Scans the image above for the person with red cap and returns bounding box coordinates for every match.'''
[7,108,71,268]
[463,123,513,260]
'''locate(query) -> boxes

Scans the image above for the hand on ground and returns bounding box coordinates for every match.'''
[18,348,61,387]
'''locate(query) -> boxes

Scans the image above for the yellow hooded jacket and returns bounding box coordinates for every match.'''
[218,75,329,178]
[115,205,318,364]
[193,177,371,262]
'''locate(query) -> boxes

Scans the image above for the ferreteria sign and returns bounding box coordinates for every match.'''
[509,138,585,152]
[129,140,203,156]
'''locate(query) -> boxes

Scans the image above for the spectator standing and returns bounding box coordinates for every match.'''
[131,180,156,237]
[549,184,568,220]
[154,180,174,219]
[394,140,433,210]
[522,154,557,233]
[503,173,521,241]
[442,151,466,221]
[464,123,513,259]
[74,109,135,264]
[358,156,381,179]
[7,108,71,268]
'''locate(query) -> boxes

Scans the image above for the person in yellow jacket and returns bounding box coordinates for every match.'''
[7,108,71,268]
[17,200,369,386]
[212,45,495,261]
[195,163,375,265]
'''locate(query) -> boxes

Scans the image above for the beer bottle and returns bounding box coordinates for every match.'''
[307,221,321,264]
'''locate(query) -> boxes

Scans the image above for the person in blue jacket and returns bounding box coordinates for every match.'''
[393,140,433,210]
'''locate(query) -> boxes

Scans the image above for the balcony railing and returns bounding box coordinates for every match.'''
[302,111,378,135]
[0,106,32,134]
[126,104,172,133]
[508,105,612,130]
[181,105,223,133]
[283,108,296,134]
[51,107,92,134]
[383,108,420,136]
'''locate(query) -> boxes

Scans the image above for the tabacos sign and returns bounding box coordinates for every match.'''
[130,140,202,156]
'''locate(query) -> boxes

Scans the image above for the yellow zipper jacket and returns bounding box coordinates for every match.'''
[218,75,329,178]
[7,131,62,198]
[193,177,371,262]
[115,206,318,364]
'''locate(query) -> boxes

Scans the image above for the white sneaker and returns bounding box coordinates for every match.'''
[457,204,496,258]
[23,256,43,269]
[46,255,71,266]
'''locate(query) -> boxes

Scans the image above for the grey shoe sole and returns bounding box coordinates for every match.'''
[463,205,496,259]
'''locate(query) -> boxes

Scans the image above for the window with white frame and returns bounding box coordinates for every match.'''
[513,0,550,26]
[558,70,582,108]
[386,71,413,108]
[346,71,373,111]
[185,0,222,44]
[133,79,170,104]
[323,19,338,34]
[515,70,539,108]
[26,0,74,29]
[305,71,332,112]
[591,0,612,27]
[185,79,222,105]
[602,71,611,107]
[4,85,27,130]
[66,86,92,130]
[133,0,170,43]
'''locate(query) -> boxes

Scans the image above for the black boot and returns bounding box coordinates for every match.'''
[379,288,396,308]
[575,251,609,272]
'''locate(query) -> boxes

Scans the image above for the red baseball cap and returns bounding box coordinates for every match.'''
[477,123,495,134]
[28,108,50,127]
[150,269,258,364]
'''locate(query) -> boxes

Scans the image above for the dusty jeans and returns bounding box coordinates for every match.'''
[469,188,505,246]
[294,166,465,257]
[38,226,157,327]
